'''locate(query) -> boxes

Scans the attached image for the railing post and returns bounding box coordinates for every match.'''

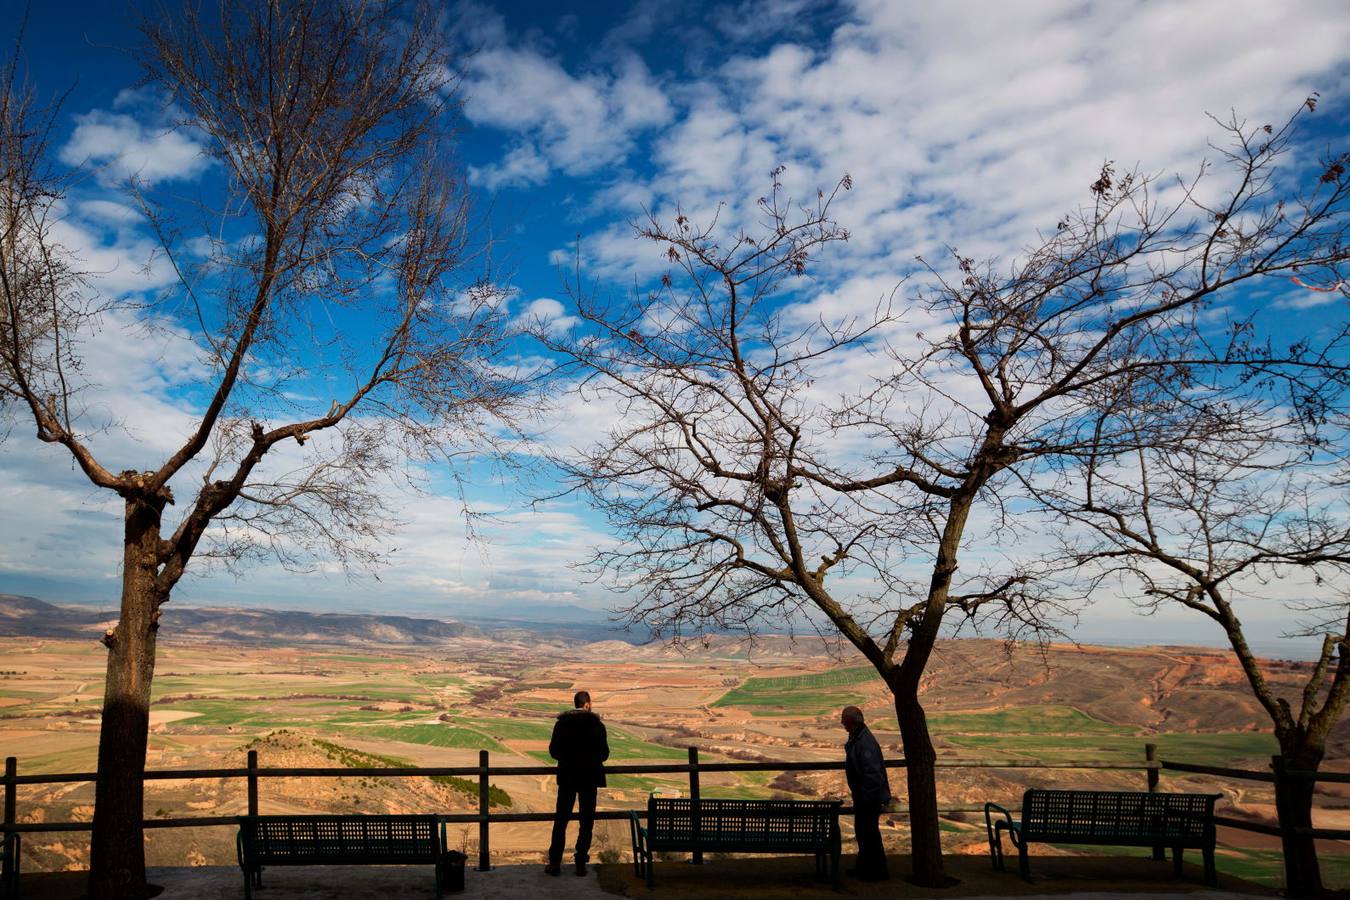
[478,750,490,871]
[247,750,259,817]
[688,746,702,866]
[3,756,15,895]
[1145,743,1163,860]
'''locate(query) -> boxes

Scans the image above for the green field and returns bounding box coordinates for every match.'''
[456,716,555,741]
[358,723,506,753]
[712,665,879,716]
[509,701,566,712]
[930,705,1125,736]
[605,727,688,760]
[412,674,468,688]
[942,729,1278,765]
[604,774,682,793]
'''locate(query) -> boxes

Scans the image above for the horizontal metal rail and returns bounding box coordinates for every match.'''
[1,756,1156,786]
[1159,759,1276,782]
[4,745,1348,867]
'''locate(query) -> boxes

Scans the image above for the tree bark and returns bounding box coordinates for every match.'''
[87,494,166,899]
[893,685,946,886]
[1274,744,1325,898]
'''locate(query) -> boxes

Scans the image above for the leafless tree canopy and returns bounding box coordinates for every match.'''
[1,2,526,894]
[541,105,1349,884]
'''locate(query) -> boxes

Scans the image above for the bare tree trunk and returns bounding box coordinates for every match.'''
[893,685,946,886]
[88,496,165,899]
[1275,745,1325,898]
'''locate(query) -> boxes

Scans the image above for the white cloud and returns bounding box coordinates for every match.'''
[463,44,672,182]
[469,144,550,190]
[513,297,578,336]
[76,199,141,226]
[59,102,210,187]
[47,207,178,299]
[585,0,1350,282]
[1271,287,1347,310]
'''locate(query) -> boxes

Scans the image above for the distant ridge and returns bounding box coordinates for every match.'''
[0,593,654,646]
[0,593,472,646]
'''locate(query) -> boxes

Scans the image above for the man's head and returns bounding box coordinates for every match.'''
[840,705,864,734]
[574,690,592,711]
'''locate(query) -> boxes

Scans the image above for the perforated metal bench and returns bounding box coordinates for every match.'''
[984,788,1219,886]
[629,796,842,889]
[236,814,464,898]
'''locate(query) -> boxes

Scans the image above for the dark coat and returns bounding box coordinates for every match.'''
[549,709,609,789]
[844,724,892,809]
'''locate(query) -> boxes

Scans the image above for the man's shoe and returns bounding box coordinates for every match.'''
[575,861,588,876]
[544,863,561,876]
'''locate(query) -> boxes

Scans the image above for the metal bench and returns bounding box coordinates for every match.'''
[236,814,464,898]
[984,788,1220,886]
[629,796,842,889]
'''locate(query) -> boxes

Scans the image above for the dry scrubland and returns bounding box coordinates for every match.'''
[1,635,1347,887]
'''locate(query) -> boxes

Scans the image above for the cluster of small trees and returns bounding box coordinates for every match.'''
[1,1,1347,897]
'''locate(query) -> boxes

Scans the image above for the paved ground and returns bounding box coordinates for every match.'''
[152,863,614,898]
[16,861,1284,899]
[17,864,614,899]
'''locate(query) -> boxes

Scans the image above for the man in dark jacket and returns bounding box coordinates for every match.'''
[841,705,891,881]
[546,690,609,876]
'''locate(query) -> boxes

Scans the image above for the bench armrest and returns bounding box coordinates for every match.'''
[984,803,1016,838]
[629,811,648,853]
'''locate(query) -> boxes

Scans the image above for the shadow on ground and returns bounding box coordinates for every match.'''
[14,854,1311,899]
[596,852,1283,898]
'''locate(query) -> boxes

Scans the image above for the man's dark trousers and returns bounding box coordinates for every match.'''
[853,802,888,880]
[549,784,597,865]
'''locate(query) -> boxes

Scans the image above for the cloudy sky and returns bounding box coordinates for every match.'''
[3,0,1348,653]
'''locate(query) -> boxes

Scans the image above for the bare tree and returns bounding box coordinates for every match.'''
[0,3,524,896]
[1034,363,1349,895]
[543,104,1349,886]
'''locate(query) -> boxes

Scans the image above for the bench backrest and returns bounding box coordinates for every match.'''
[240,815,441,863]
[1020,789,1218,842]
[648,797,840,845]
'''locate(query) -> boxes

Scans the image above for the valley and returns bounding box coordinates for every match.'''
[0,608,1347,887]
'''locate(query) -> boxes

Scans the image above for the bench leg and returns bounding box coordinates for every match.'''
[1172,847,1183,879]
[647,851,655,890]
[1018,840,1031,882]
[1152,842,1165,861]
[990,822,1006,870]
[1203,845,1216,887]
[831,848,840,890]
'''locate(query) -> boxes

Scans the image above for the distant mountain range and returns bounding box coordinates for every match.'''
[0,593,646,646]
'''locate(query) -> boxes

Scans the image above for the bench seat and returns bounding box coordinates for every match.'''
[985,789,1219,886]
[236,814,463,898]
[630,796,842,889]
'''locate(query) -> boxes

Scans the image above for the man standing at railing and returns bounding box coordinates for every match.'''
[841,705,891,882]
[546,690,610,877]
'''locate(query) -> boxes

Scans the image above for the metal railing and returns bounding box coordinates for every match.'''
[2,743,1347,876]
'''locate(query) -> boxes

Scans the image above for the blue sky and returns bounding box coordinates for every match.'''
[2,0,1348,655]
